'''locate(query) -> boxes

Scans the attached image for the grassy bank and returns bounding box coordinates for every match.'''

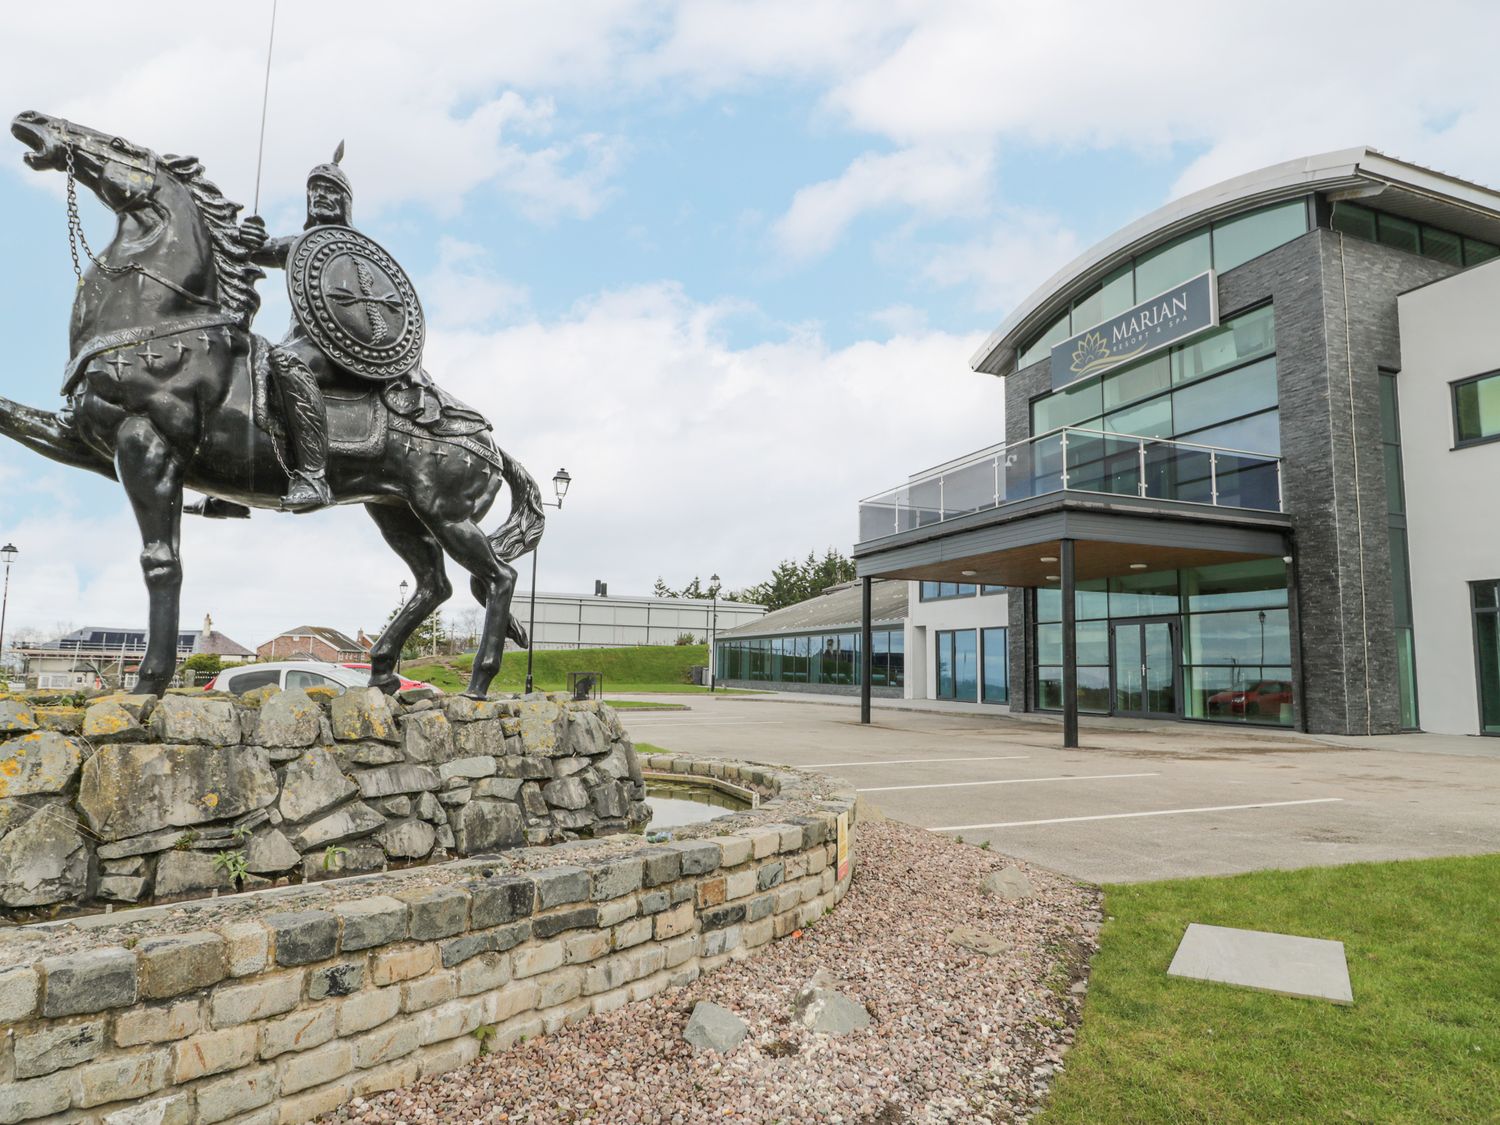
[1042,853,1500,1123]
[403,644,709,694]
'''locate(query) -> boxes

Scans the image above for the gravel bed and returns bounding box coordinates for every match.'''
[325,818,1101,1124]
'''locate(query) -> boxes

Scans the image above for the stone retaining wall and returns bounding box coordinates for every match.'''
[0,691,649,920]
[0,756,856,1124]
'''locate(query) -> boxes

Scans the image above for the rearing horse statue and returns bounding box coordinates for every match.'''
[0,111,544,698]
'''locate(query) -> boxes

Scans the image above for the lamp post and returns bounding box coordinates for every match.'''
[524,468,572,694]
[398,579,408,607]
[709,573,719,693]
[1258,609,1267,672]
[0,544,14,681]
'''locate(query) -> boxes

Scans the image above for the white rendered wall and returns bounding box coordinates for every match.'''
[1396,258,1500,735]
[523,593,766,650]
[904,583,1011,703]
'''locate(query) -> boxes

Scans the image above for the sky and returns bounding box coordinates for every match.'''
[1,0,1499,650]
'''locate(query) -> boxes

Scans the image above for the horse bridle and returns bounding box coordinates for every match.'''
[63,139,220,310]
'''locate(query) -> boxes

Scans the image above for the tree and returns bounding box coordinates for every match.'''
[653,577,675,599]
[657,547,858,612]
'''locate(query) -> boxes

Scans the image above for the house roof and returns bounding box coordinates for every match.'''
[266,626,368,653]
[719,581,908,638]
[20,625,253,658]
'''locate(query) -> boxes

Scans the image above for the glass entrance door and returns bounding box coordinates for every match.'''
[1111,617,1179,718]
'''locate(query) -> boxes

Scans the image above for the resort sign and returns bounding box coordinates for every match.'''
[1050,270,1218,389]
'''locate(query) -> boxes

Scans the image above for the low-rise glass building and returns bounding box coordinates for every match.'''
[852,147,1500,738]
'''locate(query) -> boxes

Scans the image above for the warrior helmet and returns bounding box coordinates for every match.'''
[306,140,351,224]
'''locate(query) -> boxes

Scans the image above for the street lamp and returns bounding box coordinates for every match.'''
[0,544,15,682]
[524,469,572,695]
[1258,609,1267,671]
[709,573,720,693]
[398,579,408,607]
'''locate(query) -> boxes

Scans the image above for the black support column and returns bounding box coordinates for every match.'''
[859,577,872,724]
[1060,539,1078,749]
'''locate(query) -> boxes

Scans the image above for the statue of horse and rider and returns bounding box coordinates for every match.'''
[0,111,545,698]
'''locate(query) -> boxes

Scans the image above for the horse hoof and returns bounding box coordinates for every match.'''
[369,675,401,695]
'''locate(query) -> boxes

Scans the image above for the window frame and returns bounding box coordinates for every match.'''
[1470,580,1500,736]
[1450,369,1500,450]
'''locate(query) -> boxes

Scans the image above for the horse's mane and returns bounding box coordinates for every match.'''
[162,154,264,321]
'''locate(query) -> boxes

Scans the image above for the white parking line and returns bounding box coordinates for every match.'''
[933,797,1343,831]
[804,754,1031,768]
[858,771,1158,793]
[625,720,785,727]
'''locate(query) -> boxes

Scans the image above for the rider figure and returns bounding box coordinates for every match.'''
[238,146,353,512]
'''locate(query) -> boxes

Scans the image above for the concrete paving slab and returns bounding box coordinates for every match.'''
[1167,922,1353,1004]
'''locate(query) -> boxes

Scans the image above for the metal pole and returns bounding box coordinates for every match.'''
[710,592,718,693]
[525,548,539,694]
[0,559,11,680]
[859,577,873,724]
[1061,539,1078,749]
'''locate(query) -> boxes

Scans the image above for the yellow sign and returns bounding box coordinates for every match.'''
[836,810,849,882]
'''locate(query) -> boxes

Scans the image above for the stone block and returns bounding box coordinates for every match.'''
[1167,923,1354,1003]
[307,959,365,999]
[114,998,201,1046]
[452,798,525,853]
[398,885,470,939]
[330,687,399,744]
[611,916,653,950]
[78,742,276,842]
[792,973,870,1035]
[266,910,339,966]
[700,924,741,958]
[371,943,438,986]
[277,749,357,824]
[274,1078,351,1124]
[588,857,643,901]
[475,776,524,800]
[700,903,746,932]
[101,1091,193,1125]
[671,839,721,874]
[981,866,1034,900]
[337,985,401,1035]
[628,969,671,1003]
[725,868,756,900]
[534,965,584,1008]
[349,1056,419,1098]
[438,921,529,967]
[0,697,37,732]
[338,740,405,766]
[746,893,775,922]
[0,805,90,908]
[541,996,592,1034]
[289,800,386,851]
[153,848,234,898]
[438,755,498,781]
[541,776,590,809]
[457,952,511,995]
[454,718,505,758]
[14,1017,106,1078]
[335,895,408,950]
[636,847,681,888]
[70,1049,172,1109]
[416,1035,481,1079]
[356,763,440,799]
[511,939,565,979]
[376,817,437,859]
[192,1063,275,1123]
[598,895,638,926]
[255,687,322,749]
[533,905,599,939]
[245,828,301,874]
[783,853,808,881]
[684,1000,747,1052]
[697,876,727,908]
[352,1017,419,1069]
[661,933,697,969]
[744,917,774,948]
[138,931,227,998]
[400,709,454,763]
[402,970,456,1013]
[470,876,535,927]
[260,1005,336,1060]
[219,921,271,977]
[209,971,304,1027]
[0,730,82,797]
[485,979,540,1024]
[655,901,695,940]
[42,947,137,1016]
[756,861,785,891]
[148,694,241,745]
[532,865,589,908]
[711,835,752,867]
[278,1040,354,1095]
[171,1024,257,1082]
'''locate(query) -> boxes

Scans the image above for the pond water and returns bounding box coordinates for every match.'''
[643,779,751,829]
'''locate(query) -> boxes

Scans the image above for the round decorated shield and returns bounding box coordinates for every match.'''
[286,225,424,381]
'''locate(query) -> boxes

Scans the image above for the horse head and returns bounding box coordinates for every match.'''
[11,110,262,324]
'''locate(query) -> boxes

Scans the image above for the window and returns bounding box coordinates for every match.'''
[1333,201,1499,266]
[1453,371,1500,446]
[936,630,978,701]
[1472,581,1500,735]
[1134,229,1211,301]
[1211,200,1309,273]
[225,668,281,693]
[982,628,1009,703]
[287,670,343,693]
[920,581,977,601]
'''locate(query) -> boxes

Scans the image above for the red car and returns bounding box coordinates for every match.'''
[1207,679,1293,717]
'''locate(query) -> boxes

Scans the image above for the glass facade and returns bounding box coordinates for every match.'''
[1452,370,1500,446]
[1380,371,1419,729]
[934,627,1008,703]
[1034,560,1293,725]
[981,627,1009,704]
[920,581,976,600]
[1332,202,1500,268]
[716,628,904,689]
[1016,200,1308,369]
[1473,582,1500,735]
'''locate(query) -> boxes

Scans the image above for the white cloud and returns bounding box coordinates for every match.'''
[421,238,531,330]
[923,209,1084,312]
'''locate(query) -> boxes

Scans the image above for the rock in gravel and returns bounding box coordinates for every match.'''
[683,1000,748,1052]
[792,969,871,1035]
[982,865,1034,900]
[949,924,1011,956]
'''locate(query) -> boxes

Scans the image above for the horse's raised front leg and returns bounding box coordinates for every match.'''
[114,417,186,696]
[366,503,452,694]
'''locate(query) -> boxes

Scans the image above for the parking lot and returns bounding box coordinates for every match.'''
[617,695,1500,883]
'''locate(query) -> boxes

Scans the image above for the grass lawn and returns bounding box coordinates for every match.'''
[398,645,771,696]
[604,700,690,711]
[1042,853,1500,1124]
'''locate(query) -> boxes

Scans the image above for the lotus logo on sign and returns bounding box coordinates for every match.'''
[1050,270,1218,390]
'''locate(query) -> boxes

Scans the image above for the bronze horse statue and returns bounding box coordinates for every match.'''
[0,111,543,698]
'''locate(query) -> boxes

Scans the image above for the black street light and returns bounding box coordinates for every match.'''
[0,544,14,681]
[709,572,720,693]
[525,469,572,694]
[398,579,408,607]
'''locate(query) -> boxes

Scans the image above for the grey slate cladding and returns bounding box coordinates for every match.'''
[334,897,407,950]
[469,876,535,927]
[588,857,644,900]
[398,886,470,940]
[757,862,785,890]
[40,949,138,1017]
[267,910,339,966]
[786,816,826,847]
[671,840,721,875]
[639,890,671,915]
[532,906,599,939]
[532,865,590,908]
[637,847,682,887]
[439,921,531,967]
[699,904,746,931]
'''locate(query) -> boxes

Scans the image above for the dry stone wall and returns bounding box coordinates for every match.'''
[0,756,856,1125]
[0,691,649,919]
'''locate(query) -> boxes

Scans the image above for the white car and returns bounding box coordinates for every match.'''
[205,661,373,696]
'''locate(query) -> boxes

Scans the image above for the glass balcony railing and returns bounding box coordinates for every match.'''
[858,427,1283,542]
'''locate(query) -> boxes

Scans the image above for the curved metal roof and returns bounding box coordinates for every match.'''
[971,146,1500,377]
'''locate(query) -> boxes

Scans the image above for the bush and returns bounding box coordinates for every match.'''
[674,632,698,645]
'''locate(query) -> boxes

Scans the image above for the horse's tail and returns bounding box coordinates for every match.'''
[474,445,545,648]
